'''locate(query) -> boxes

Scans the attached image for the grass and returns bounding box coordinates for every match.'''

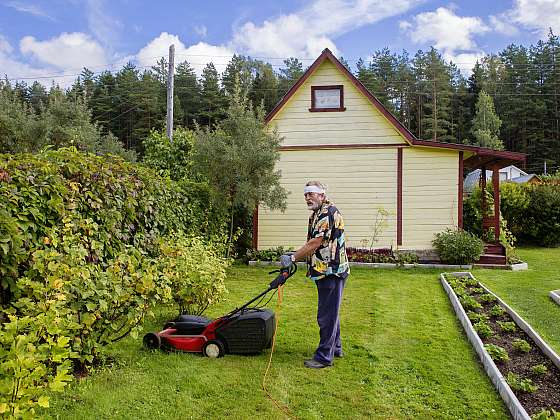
[45,265,514,420]
[473,247,560,353]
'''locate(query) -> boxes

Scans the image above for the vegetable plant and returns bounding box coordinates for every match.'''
[489,305,506,317]
[497,321,517,333]
[467,311,488,323]
[512,339,532,353]
[506,372,538,393]
[484,344,509,362]
[531,364,548,375]
[473,321,493,338]
[460,295,483,311]
[480,293,498,303]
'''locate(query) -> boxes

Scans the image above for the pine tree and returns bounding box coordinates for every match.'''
[248,62,278,113]
[175,61,202,128]
[278,58,304,96]
[199,63,226,127]
[412,48,455,141]
[470,90,504,150]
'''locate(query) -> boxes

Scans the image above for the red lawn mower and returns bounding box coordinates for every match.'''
[143,264,297,358]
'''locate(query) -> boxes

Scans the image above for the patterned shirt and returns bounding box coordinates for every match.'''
[307,201,350,281]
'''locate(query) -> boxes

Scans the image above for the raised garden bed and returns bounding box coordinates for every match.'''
[441,272,560,419]
[550,290,560,307]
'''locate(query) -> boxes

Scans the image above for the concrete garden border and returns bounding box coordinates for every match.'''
[550,290,560,306]
[441,272,560,420]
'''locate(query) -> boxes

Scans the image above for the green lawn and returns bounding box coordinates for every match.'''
[45,248,560,419]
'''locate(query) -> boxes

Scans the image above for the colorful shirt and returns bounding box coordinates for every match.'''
[307,201,349,281]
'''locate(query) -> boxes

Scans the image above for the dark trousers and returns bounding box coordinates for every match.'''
[314,274,346,364]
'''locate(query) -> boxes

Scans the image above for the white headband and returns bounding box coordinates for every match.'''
[304,186,325,194]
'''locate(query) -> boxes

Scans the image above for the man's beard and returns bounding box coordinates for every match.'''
[307,200,322,211]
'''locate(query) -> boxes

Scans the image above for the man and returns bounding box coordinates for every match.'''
[280,181,349,369]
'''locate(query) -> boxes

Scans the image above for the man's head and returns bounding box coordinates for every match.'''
[304,181,327,211]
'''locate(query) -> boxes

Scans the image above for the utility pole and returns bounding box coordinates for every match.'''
[544,160,547,175]
[166,44,175,142]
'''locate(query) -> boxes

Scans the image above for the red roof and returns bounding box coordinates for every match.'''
[265,48,525,167]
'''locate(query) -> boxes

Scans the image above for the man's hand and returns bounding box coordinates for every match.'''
[280,254,293,268]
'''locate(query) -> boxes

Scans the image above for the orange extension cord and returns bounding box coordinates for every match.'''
[261,284,297,419]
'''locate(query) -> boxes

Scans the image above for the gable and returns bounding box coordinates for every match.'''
[269,60,409,147]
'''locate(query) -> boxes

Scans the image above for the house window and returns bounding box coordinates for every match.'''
[310,85,346,112]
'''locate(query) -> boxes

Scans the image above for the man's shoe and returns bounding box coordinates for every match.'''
[304,359,332,369]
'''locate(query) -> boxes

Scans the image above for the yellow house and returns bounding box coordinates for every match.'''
[254,49,525,256]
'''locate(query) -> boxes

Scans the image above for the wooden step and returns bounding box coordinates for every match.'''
[484,244,505,255]
[476,254,507,265]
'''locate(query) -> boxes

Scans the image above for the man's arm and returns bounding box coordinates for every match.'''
[293,236,323,261]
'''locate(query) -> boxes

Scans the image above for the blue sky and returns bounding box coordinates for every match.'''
[1,0,559,85]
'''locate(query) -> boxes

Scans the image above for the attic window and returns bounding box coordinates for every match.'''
[310,85,346,112]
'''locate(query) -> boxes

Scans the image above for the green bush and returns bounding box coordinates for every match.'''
[245,246,294,262]
[0,148,216,304]
[0,315,73,418]
[464,183,560,247]
[0,149,231,415]
[11,218,169,364]
[432,229,484,265]
[157,235,229,314]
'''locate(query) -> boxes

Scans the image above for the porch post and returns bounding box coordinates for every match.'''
[492,166,500,242]
[480,165,487,220]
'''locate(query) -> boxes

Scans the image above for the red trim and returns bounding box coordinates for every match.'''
[280,143,409,151]
[310,85,345,112]
[264,49,416,145]
[397,148,403,246]
[492,167,500,242]
[264,48,526,164]
[308,107,347,112]
[412,139,525,161]
[458,151,464,229]
[252,206,259,249]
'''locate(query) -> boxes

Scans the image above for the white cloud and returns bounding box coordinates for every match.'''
[489,15,519,37]
[0,36,65,85]
[231,0,425,60]
[400,7,489,53]
[135,32,234,76]
[6,1,54,20]
[194,24,207,38]
[507,0,560,36]
[86,0,123,47]
[20,32,109,70]
[444,51,486,74]
[0,35,14,54]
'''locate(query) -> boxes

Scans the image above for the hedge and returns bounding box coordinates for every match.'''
[464,182,560,247]
[0,148,228,417]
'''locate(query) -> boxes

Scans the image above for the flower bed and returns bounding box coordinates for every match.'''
[441,272,560,419]
[346,247,419,264]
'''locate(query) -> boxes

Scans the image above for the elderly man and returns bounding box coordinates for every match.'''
[280,181,349,369]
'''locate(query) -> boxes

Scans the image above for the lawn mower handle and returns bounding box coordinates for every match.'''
[224,264,298,317]
[268,263,297,289]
